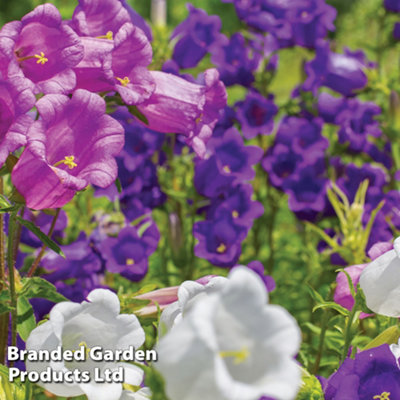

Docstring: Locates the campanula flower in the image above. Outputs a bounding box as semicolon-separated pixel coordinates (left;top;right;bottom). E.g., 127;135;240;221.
12;89;124;210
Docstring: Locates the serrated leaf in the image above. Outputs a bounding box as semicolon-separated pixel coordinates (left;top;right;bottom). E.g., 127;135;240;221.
363;325;400;350
16;217;64;258
17;296;36;341
313;302;349;316
19;277;67;303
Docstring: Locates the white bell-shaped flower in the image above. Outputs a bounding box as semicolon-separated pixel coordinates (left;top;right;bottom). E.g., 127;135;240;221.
26;289;145;400
155;267;301;400
360;237;400;317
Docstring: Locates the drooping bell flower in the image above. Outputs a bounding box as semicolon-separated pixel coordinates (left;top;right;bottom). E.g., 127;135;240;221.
11;89;124;210
304;41;372;97
0;73;35;167
136;68;227;157
135;275;222;318
0;4;84;94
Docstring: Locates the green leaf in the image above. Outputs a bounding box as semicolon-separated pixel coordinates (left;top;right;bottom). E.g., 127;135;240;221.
296;373;324;400
0;303;13;316
127;105;149;125
115;178;122;194
16;216;65;258
307;285;325;305
120;297;151;314
19;277;67;303
354;284;374;315
312;302;349;316
0;195;10;208
0;364;27;400
17;296;36;342
0;205;20;213
144;366;170;400
363;325;400;350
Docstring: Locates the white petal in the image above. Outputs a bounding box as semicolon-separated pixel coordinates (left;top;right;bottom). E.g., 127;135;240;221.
359;249;400;317
86;288;121;315
79;381;122;400
26;322;84;397
119;362;144;386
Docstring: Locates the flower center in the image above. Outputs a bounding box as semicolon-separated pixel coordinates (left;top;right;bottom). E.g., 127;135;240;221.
72;341;91;357
219;347;249;365
223;165;231;173
216;243;226;253
54;155;78;169
96;31;113;40
126;258;135;265
195;113;203;124
17;51;49;65
232;210;239;218
115;76;130;87
374;393;391;400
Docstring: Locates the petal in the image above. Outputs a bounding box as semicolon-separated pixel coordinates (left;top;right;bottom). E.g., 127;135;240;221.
119;362;144;386
359;249;400;317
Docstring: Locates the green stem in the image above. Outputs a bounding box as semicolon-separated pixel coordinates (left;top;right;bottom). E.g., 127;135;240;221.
12;207;25;265
7;212;18;366
266;185;278;275
27;208;60;277
311;310;330;374
0;177;7;364
341;305;358;362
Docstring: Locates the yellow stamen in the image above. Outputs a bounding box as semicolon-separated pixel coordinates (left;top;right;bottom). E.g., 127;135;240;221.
219;347;249;365
74;341;91;357
34;51;48;65
232;210;239;218
216;243;226;253
54;155;77;169
126;258;135;265
374;393;391;400
115;76;130;87
97;31;113;40
223;165;231;173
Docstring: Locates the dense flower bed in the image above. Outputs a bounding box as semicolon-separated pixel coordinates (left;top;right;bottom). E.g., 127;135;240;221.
1;0;400;399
